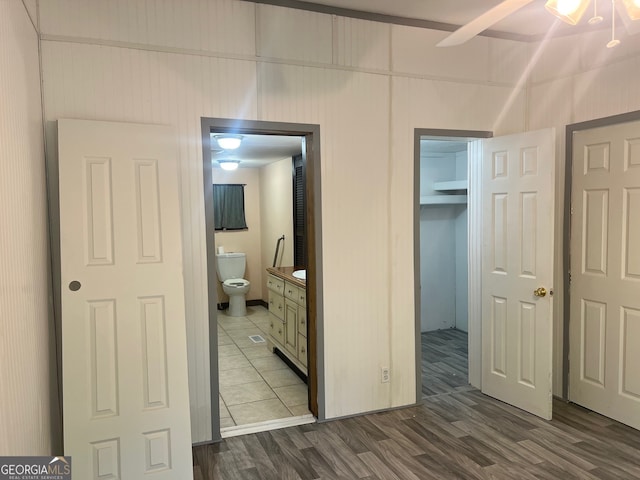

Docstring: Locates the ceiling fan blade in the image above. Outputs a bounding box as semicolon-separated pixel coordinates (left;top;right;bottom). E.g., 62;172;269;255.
437;0;536;47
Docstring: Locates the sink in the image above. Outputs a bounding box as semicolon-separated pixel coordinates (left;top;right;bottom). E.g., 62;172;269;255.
292;269;306;281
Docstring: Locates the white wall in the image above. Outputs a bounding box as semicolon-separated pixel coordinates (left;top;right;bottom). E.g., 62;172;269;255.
419;150;469;333
36;0;545;442
420;206;456;331
419;154;457;332
259;157;294;300
0;0;56;455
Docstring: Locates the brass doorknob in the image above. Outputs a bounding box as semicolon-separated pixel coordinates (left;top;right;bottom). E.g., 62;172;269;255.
534;287;547;297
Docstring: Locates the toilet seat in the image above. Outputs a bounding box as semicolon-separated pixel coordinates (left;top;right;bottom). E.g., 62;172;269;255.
223;278;250;288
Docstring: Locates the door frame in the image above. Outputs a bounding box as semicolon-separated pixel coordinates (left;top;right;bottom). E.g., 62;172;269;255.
201;117;325;441
563;109;640;399
414;128;492;401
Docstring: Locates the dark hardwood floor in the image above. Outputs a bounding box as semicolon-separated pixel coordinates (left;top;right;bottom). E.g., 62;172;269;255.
421;328;470;398
194;328;640;479
193;390;640;479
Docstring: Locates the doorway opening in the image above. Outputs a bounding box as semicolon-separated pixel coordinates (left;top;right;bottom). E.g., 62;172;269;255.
202;118;324;441
417;127;557;419
415;129;491;400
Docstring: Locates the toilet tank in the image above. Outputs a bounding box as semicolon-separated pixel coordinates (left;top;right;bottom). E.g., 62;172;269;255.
215;252;246;281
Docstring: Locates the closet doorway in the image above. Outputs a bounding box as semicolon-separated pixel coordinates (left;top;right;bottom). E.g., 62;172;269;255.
416;129;490;399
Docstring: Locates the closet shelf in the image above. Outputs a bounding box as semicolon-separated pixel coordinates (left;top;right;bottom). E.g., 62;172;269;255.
420;195;467;205
432;180;468;192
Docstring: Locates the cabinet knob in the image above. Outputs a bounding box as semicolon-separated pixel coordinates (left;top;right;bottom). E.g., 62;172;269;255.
301;320;305;325
301;348;305;353
270;322;273;328
278;305;282;310
278;329;282;334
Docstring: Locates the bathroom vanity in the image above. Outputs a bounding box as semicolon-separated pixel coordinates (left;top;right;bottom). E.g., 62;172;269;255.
266;267;307;376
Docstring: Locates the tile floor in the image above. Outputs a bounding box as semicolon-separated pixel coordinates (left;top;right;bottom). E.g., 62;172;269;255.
217;305;312;428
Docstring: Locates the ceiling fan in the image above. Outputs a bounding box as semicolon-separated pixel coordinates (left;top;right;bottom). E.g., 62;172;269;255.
437;0;640;47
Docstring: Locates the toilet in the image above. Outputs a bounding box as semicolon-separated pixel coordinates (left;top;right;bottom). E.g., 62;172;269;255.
215;252;251;317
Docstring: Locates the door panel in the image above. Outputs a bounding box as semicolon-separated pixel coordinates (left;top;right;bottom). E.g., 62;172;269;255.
481;128;555;420
59;119;193;479
284;298;298;355
570;119;640;430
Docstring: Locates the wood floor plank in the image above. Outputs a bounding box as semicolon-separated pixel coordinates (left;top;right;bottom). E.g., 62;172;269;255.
371;438;442;480
195;398;640;480
421;329;470;397
356;451;404;480
242;435;279;478
517;439;601;480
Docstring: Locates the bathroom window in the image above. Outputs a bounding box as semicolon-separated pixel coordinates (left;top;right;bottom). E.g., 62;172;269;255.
213;184;247;231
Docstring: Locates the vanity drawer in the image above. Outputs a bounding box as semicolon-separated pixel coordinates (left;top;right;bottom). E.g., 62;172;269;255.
298;288;306;308
267;274;284;295
284;282;299;302
298;333;308;368
268;290;284;320
298;306;307;337
269;314;285;345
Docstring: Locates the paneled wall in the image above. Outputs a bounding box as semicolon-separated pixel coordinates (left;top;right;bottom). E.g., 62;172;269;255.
39;0;534;442
0;1;55;455
40;39;258;443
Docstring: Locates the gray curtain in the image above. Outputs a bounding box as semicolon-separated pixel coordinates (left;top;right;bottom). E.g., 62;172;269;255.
213;184;247;230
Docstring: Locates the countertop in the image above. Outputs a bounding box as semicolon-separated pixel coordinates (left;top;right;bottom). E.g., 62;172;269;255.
266;266;306;289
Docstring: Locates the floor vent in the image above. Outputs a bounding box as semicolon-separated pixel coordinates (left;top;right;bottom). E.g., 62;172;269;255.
249;335;266;344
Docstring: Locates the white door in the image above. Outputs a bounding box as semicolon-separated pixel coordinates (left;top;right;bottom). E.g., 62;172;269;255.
569;119;640;430
59;119;193;479
481;128;555;420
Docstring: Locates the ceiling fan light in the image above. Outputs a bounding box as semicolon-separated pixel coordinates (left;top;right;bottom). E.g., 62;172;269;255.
545;0;591;24
622;0;640;20
215;135;243;150
218;159;240;171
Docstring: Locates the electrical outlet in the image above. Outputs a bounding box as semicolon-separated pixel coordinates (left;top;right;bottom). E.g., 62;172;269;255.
381;367;390;383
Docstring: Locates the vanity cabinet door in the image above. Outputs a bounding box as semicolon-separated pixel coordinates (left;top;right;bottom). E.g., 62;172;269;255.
268;290;284;320
284;298;298;356
269;314;285;345
298;305;307;337
298;334;307;368
298;288;306;308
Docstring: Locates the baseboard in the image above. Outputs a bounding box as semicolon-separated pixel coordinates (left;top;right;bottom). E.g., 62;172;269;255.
220;414;316;438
